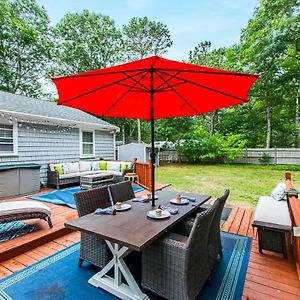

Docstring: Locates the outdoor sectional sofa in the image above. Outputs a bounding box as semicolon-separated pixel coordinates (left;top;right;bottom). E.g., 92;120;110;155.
47;160;134;189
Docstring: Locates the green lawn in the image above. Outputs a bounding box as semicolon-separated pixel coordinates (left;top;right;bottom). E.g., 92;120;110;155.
155;163;300;208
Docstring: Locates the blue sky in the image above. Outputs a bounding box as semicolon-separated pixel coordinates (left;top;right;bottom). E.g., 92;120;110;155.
37;0;259;61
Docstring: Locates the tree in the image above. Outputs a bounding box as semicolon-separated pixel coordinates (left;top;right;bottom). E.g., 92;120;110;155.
240;0;299;148
189;42;235;135
0;0;53;97
123;17;173;61
53;10;124;75
122;17;173;143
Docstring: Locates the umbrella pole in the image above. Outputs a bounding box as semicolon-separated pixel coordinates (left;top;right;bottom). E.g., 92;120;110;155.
150;68;156;207
150;105;156;207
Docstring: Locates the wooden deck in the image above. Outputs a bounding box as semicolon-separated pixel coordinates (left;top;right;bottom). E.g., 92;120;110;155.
1;190;300;299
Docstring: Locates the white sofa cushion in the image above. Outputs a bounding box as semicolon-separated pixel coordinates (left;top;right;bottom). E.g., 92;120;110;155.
79;161;92;172
66;162;80;173
107;161;121;172
127;162;133;170
91;161;100;171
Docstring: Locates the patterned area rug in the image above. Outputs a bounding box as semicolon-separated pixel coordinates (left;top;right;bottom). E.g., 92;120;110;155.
0;232;251;300
28;185;145;209
0;221;37;243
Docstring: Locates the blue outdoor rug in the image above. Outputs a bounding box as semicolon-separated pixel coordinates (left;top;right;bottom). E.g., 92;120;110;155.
27;185;145;209
0;221;37;243
0;232;251;300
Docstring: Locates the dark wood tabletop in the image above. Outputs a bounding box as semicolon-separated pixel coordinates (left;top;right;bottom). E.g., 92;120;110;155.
65;190;211;251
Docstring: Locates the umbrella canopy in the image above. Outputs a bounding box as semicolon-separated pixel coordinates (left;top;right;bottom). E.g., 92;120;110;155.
52;56;259;206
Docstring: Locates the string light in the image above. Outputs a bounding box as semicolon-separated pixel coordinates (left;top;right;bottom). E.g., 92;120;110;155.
0;111;76;134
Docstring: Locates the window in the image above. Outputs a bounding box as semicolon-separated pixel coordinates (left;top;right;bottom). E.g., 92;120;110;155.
80;130;95;157
0;123;17;155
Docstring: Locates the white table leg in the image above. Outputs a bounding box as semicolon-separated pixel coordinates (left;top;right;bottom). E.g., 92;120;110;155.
88;240;149;300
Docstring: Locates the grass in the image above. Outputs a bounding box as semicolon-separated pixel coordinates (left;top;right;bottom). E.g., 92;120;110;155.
155;163;300;209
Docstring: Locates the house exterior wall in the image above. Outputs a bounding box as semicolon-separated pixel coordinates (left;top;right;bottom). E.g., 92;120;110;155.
0;122;115;183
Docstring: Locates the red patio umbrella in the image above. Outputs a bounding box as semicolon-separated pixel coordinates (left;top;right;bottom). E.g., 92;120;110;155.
52;56;258;206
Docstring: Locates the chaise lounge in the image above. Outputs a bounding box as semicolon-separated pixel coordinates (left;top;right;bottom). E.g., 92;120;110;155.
0;201;53;228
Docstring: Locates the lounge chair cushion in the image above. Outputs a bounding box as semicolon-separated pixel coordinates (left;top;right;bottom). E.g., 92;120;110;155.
0;201;51;217
252;196;291;231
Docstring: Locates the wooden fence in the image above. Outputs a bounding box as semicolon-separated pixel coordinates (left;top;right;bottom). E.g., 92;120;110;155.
285;172;300;281
159;148;300;165
236;148;300;165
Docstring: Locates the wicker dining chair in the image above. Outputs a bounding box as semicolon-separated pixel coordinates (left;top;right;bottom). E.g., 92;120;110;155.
109;180;135;204
74;186;112;268
141;206;216;300
175;190;230;263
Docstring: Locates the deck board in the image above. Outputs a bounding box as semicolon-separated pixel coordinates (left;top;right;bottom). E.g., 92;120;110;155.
1;188;300;299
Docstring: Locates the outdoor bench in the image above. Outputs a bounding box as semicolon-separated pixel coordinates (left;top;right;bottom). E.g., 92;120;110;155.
252;195;292;258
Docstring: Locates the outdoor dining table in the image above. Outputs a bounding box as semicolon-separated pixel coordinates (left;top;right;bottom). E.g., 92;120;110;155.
65;189;211;300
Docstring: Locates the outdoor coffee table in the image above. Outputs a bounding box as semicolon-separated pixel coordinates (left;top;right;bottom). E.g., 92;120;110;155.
80;173;114;190
65;190;210;300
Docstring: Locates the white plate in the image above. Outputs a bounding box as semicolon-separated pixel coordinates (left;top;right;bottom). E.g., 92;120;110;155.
114;203;132;211
142;194;159;200
147;210;171;219
170;198;189;205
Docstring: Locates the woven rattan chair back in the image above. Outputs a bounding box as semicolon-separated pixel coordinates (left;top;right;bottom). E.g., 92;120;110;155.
109;181;135;204
74;186;111;217
74;186;112;268
208;189;230;259
185;206;216;299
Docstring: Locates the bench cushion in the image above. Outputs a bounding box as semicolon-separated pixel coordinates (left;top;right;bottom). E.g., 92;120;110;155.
0;201;51;217
252;196;291;231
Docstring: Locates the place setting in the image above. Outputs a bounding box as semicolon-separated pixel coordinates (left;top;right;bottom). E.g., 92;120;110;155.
132;193;159;203
169;194;196;205
146;204;179;220
114;202;132;211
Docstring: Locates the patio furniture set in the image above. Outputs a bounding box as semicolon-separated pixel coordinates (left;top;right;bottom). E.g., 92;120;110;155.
66;181;230;300
47;160;134;189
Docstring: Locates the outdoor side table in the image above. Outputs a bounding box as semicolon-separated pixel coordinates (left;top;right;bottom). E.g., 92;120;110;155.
80;173;114;190
124;174;140;184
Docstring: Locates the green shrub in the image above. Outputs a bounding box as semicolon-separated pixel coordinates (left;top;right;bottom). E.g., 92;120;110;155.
258;152;272;164
177;125;246;163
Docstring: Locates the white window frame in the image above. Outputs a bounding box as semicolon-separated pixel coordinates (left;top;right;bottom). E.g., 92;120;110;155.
0;122;18;156
79;129;95;158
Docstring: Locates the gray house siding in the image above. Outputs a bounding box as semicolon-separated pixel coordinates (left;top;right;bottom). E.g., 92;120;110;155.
0;123;115;183
95;130;115;160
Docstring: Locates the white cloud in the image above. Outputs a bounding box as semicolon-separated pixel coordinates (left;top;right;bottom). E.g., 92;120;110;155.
126;0;148;10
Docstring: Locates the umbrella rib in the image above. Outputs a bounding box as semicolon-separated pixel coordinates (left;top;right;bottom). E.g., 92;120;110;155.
155;71;203;115
58;70;148;105
123;71;150;92
102;70;150;115
53;68;152;80
154;67;259;78
154;70;181;91
158;69;248;103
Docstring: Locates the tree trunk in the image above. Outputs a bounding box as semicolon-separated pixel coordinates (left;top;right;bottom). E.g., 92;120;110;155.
266;106;272;148
295;97;299;147
209;111;218;135
122;126;125;144
137;119;142;143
